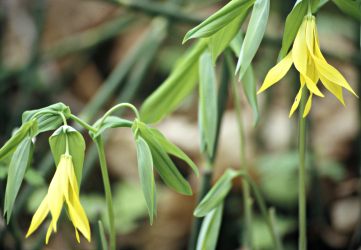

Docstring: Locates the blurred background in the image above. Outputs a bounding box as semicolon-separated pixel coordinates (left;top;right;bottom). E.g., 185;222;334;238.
0;0;360;249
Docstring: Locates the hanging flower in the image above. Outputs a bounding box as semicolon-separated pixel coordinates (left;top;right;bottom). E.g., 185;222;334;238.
26;154;91;244
257;15;357;117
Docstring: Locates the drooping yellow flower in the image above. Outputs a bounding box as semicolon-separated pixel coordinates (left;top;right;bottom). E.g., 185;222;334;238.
26;154;91;244
258;15;357;117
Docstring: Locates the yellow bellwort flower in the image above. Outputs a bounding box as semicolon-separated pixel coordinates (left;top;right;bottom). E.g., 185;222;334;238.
26;154;91;244
257;15;357;117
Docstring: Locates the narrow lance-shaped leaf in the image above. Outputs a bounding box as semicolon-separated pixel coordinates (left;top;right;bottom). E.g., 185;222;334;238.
49;125;85;183
196;203;224;250
135;122;193;195
135;136;157;224
194;169;240;217
0;120;37;160
147;128;199;177
208;8;249;63
4;136;33;222
230;34;260;126
332;0;361;21
236;0;270;78
140;41;207;124
199;51;218;158
183;0;255;43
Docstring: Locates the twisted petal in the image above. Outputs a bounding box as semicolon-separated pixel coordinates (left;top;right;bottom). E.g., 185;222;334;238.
319;75;345;105
26;197;50;238
65;160;91;242
303;93;313;117
293;17;323;97
47;158;67;232
45;222;54;244
289;76;306;117
257;52;293;93
307;16;357;97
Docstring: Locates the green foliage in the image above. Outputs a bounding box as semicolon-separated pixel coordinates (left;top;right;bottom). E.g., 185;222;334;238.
22;102;71;134
198;51;218;158
0;120;37;160
49;125;86;183
183;0;255;42
4;137;33;222
196;203;224;250
207;11;248;63
194;169;240;217
332;0;361;20
236;0;270;79
140;41;207;124
91;116;133;138
133;120;194;195
135;136;157;224
230;34;260;125
147;127;199;176
278;0;308;59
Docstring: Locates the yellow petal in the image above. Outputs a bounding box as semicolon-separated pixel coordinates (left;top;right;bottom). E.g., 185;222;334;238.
303;73;323;97
319;75;345;105
313;56;357;96
292;18;308;76
26;196;50;238
47;159;66;232
307;16;357;97
289;79;305;117
45;222;53;244
75;228;80;243
257;52;293;94
66;163;91;242
303;94;313;117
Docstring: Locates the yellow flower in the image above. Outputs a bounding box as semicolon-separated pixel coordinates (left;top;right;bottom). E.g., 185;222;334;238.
258;15;357;117
26;154;91;244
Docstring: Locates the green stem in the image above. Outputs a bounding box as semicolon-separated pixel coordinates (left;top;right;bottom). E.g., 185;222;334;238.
69;114;97;133
94;136;115;250
298;89;308;250
241;173;281;250
99;103;140;127
232;71;253;249
188;167;212;250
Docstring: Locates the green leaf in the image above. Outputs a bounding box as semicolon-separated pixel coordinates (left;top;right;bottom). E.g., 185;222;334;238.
196;203;224;250
194;169;240;217
236;0;270;78
332;0;361;21
135;136;156;224
146;128;199;177
4;136;33;222
242;66;259;125
230;33;260;126
140;41;207;124
183;0;255;43
0;165;7;179
91;116;133;138
0;120;37;160
135;122;193;195
49;125;86;183
278;0;308;59
207;10;248;63
199;51;218;158
22;102;71;133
